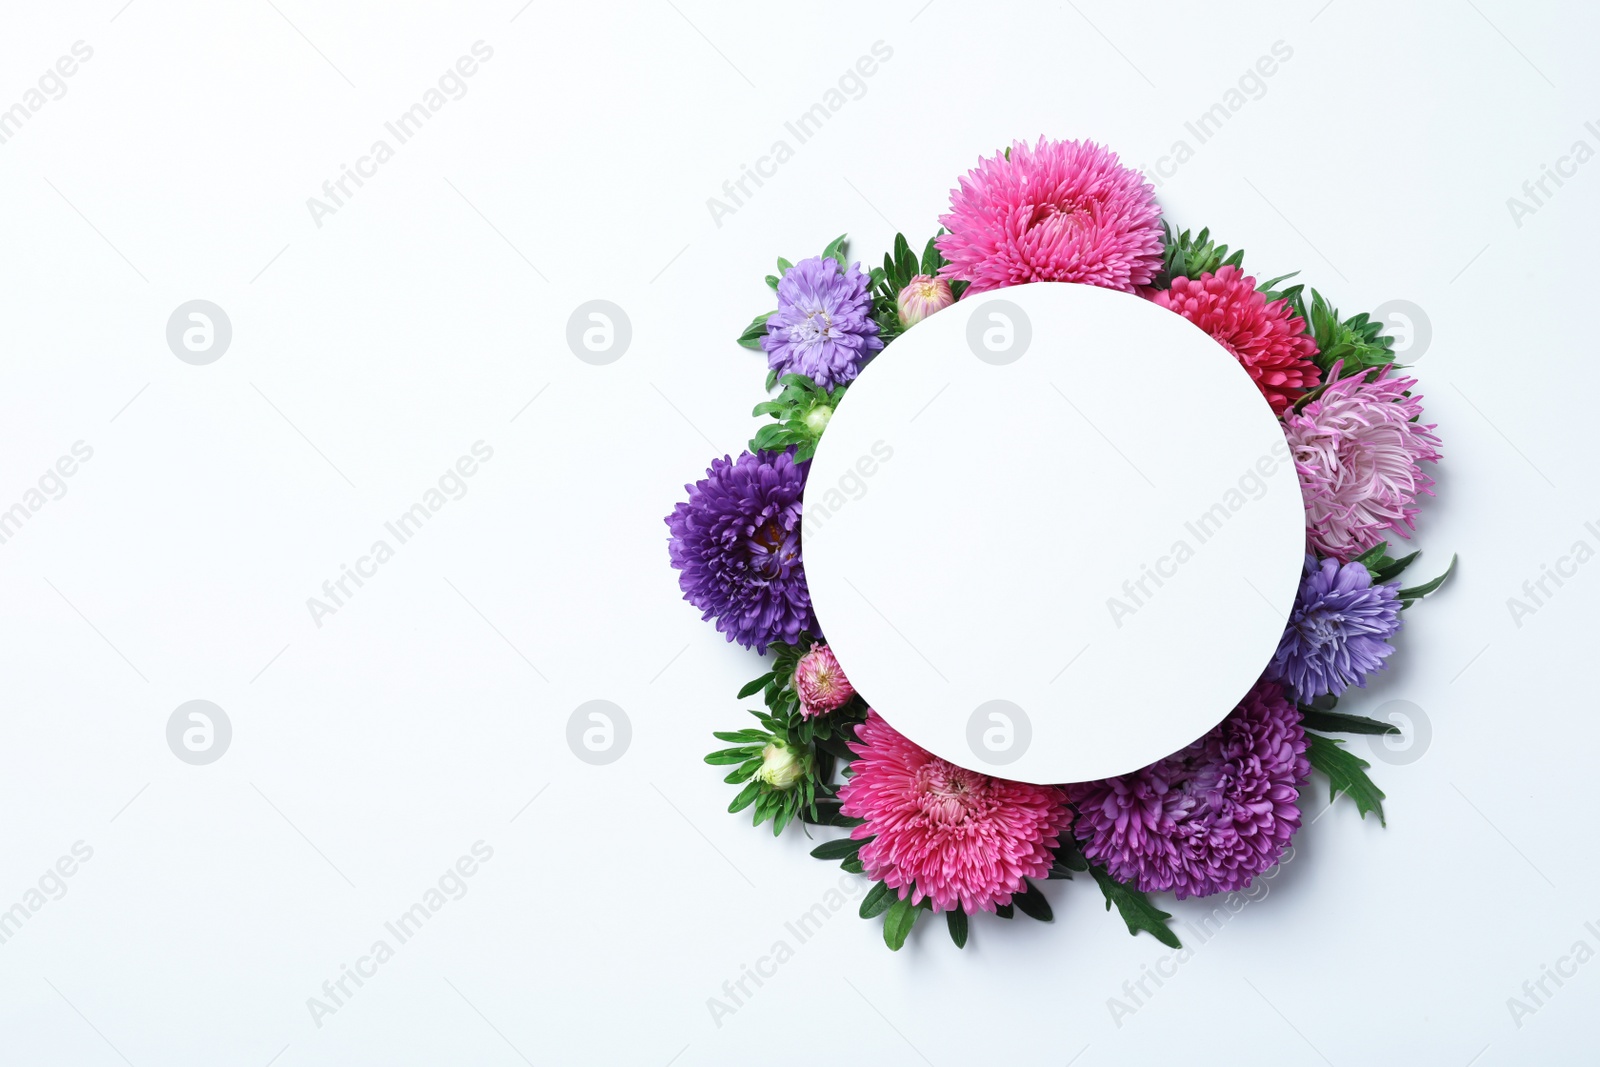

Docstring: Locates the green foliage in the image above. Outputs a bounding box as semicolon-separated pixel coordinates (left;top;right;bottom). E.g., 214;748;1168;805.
1397;555;1456;608
946;909;968;948
867;232;961;346
749;374;842;462
1089;865;1182;948
1350;541;1422;585
1154;223;1244;289
1305;732;1387;825
882;895;920;951
1299;289;1397;379
1299;707;1401;736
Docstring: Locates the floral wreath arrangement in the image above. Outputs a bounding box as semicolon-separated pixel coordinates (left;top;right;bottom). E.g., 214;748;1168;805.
666;137;1454;951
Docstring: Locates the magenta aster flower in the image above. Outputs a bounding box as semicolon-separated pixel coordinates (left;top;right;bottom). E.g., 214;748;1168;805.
839;710;1071;913
793;644;853;718
1148;265;1321;415
665;449;815;654
936;137;1163;294
1065;680;1309;900
761;256;883;391
895;275;953;328
1284;364;1442;561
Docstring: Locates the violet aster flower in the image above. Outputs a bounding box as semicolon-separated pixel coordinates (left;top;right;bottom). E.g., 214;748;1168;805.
665;449;816;653
1065;680;1309;900
1267;554;1402;702
761;256;883;391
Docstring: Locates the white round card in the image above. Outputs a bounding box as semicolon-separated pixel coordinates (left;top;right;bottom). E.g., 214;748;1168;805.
803;282;1305;784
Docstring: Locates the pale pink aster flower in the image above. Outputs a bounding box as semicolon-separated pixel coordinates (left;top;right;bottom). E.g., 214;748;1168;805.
839;710;1071;913
1283;364;1442;561
936;137;1164;294
896;275;954;328
793;644;853;718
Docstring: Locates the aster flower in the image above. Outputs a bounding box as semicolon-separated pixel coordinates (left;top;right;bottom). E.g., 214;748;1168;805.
793;644;854;718
936;137;1164;294
761;256;883;391
896;275;953;328
1284;364;1442;561
665;449;815;654
1148;265;1321;414
1065;680;1309;900
1267;554;1402;702
839;710;1071;913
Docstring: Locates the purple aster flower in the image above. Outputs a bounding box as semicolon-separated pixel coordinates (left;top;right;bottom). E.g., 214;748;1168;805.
1266;555;1402;702
1065;680;1309;900
761;256;883;391
665;449;816;653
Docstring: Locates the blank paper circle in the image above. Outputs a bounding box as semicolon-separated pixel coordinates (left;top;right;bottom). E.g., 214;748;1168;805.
803;282;1305;784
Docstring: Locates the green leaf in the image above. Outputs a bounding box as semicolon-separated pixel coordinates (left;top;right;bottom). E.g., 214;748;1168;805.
809;838;862;860
893;233;916;286
860;881;894;919
1397;555;1456;603
920;235;941;277
1013;881;1053;922
728;779;762;814
1299;708;1400;735
737;311;773;350
1305;732;1387;825
946;909;968;948
883;895;918;951
776;256;793;274
704;746;759;765
1371;550;1421;585
995;903;1014;920
839;856;865;874
1089;866;1182;948
712;728;770;744
737;673;776;700
723;760;760;784
821;233;849;268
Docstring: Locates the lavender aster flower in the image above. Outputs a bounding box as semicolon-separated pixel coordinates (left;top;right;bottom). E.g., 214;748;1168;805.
761;256;883;391
1267;555;1402;702
665;449;816;653
1065;680;1309;900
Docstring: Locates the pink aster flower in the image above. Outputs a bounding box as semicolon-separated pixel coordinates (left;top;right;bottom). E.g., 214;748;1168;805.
1064;680;1309;900
1284;364;1442;561
839;710;1071;913
1148;265;1321;415
936;137;1164;295
793;644;854;718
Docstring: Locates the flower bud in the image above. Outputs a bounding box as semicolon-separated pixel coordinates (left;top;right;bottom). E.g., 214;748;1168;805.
757;741;806;790
896;275;954;328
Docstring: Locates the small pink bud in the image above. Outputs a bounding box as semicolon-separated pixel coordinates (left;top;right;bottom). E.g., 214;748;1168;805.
794;644;854;717
896;275;954;328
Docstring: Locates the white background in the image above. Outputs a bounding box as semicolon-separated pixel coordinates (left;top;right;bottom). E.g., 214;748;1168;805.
0;1;1594;1064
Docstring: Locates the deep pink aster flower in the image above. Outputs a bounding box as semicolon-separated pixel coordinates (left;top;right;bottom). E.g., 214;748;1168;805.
1064;680;1309;900
936;137;1163;294
793;644;853;718
839;710;1071;913
1283;364;1442;561
1148;265;1321;414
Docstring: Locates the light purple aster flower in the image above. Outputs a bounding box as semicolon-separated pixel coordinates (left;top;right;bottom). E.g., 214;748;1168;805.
761;256;883;391
1267;555;1402;702
665;449;816;654
1065;680;1309;900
